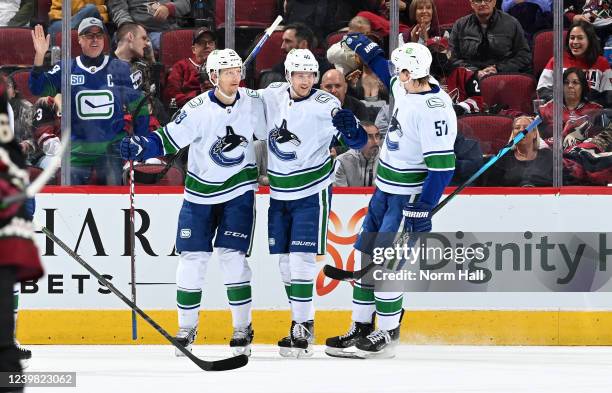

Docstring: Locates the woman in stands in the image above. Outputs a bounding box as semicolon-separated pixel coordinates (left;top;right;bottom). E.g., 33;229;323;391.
537;20;612;106
406;0;442;45
539;67;602;140
483;115;553;187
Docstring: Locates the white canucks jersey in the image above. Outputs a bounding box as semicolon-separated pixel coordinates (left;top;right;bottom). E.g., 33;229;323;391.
376;77;457;195
154;88;266;204
258;82;342;200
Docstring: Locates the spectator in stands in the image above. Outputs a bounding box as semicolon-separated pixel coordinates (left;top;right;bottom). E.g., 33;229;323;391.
108;0;190;51
502;0;552;45
165;27;216;108
537;20;612;106
539;67;602;138
326;16;372;78
357;1;411;37
574;0;612;46
260;23;332;88
564;0;586;25
564;120;612;185
321;69;371;121
449;0;532;75
1;0;35;27
48;1;108;41
31;96;62;170
427;37;484;115
334;121;380;187
113;22;167;126
483;115;552;186
29;19;149;185
406;0;442;45
0;73;33;160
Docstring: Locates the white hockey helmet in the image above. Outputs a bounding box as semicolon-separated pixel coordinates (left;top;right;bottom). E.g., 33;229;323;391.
284;48;319;83
205;49;243;84
390;42;432;79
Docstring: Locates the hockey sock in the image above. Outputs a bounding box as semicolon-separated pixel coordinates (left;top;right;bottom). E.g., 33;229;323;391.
289;252;316;323
218;247;252;328
278;254;291;303
176;251;210;328
375;292;403;331
351;252;375;323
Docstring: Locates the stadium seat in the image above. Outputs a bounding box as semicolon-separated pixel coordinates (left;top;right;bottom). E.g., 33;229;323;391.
434;0;473;27
159;29;195;73
458;114;514;155
253;30;284;79
10;69;37;104
53;30;111;58
532;30;567;78
0;28;35;66
215;0;277;29
480;73;537;115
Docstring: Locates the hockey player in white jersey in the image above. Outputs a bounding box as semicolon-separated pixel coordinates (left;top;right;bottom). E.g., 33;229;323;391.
326;36;457;358
120;49;266;357
257;49;367;357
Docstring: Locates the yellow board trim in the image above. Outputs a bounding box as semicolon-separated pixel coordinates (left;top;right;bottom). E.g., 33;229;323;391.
15;310;612;345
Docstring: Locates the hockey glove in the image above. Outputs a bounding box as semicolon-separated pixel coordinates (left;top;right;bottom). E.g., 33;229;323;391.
119;135;162;161
344;33;384;65
332;109;367;149
402;201;433;233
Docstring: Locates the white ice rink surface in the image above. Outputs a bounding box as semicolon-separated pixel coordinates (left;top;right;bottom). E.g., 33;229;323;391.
25;345;612;393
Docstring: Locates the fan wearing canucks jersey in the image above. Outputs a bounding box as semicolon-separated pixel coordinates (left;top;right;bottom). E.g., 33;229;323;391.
29;18;148;185
119;49;266;357
256;49;367;358
326;35;457;359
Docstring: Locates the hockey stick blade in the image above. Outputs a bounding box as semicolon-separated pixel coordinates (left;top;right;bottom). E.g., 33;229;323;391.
323;116;543;281
39;225;248;371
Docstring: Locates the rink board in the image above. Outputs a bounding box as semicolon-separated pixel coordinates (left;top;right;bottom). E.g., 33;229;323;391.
17;186;612;345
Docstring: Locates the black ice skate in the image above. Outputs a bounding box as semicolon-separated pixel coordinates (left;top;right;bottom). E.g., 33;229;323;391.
355;324;401;359
291;320;315;358
325;320;374;358
15;339;31;368
174;326;197;357
278;321;295;358
230;323;254;356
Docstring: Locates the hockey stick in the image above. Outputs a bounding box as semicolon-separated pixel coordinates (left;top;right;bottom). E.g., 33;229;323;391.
38;224;249;371
323;115;543;281
242;15;283;79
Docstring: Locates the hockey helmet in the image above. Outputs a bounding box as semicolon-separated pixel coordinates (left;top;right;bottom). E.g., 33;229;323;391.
205;49;243;84
390;42;432;80
284;48;319;83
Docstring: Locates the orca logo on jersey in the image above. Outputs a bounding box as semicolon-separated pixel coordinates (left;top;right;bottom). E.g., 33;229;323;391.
385;108;402;151
268;119;301;161
209;126;248;167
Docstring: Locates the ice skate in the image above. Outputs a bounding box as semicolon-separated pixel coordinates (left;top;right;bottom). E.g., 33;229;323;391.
174;326;197;357
229;323;254;356
325;320;374;358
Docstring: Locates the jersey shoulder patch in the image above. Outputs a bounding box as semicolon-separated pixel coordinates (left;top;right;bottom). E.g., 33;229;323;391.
425;96;446;109
186;95;206;109
245;88;260;98
268;82;284;89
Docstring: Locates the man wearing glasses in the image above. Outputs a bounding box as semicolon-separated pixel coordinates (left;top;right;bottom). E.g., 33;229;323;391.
165;27;217;108
29;17;149;185
449;0;532;78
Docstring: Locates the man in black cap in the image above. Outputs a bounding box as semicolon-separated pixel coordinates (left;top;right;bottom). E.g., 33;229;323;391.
164;27;217;107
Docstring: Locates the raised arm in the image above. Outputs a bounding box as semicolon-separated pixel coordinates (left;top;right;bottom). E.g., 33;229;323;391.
343;33;392;90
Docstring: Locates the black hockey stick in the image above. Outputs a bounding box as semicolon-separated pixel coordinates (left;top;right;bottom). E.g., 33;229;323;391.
39;225;248;371
323;115;543;281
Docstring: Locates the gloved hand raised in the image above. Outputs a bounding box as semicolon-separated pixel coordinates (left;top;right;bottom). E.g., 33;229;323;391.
344;33;384;64
402;201;433;233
